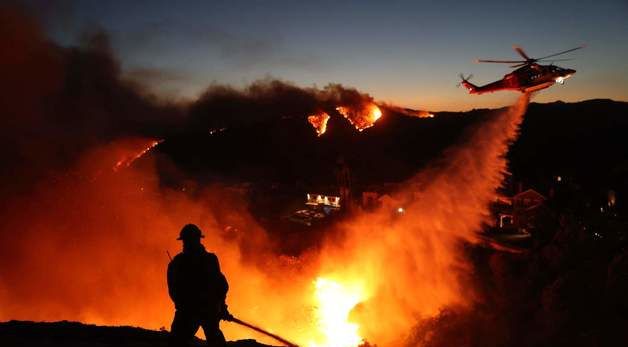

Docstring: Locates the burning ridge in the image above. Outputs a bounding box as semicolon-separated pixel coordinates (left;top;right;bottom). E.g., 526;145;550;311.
381;104;435;119
187;80;385;138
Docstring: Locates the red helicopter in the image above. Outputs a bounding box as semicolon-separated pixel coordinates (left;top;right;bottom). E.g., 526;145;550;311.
460;45;584;95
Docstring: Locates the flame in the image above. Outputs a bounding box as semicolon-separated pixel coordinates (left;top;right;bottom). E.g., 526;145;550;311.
404;110;434;118
370;105;382;121
384;105;435;118
308;278;367;347
336;103;382;132
308;112;330;136
113;139;163;171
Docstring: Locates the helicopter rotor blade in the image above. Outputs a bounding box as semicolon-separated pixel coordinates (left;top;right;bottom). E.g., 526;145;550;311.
537;58;573;62
476;59;526;64
510;63;528;68
478;45;583;69
458;73;472;80
513;45;531;60
536;45;586;60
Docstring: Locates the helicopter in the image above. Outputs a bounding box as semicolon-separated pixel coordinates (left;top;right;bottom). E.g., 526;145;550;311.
459;45;584;95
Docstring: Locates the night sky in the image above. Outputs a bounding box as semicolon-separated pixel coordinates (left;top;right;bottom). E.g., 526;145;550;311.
31;0;628;110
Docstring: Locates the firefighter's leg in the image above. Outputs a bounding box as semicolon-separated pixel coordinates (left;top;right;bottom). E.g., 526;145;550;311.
169;310;201;347
201;317;226;347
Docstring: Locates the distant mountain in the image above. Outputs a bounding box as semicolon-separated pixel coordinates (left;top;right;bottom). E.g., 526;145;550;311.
509;99;628;194
154;99;628;197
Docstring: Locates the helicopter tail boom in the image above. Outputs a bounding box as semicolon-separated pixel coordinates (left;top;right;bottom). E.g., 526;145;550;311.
460;79;478;94
458;74;479;94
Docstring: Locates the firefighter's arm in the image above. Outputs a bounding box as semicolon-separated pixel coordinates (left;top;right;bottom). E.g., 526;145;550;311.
166;260;178;303
209;253;229;298
210;253;232;320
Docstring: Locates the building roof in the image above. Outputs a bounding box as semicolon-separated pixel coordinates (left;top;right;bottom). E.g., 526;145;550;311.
513;189;546;201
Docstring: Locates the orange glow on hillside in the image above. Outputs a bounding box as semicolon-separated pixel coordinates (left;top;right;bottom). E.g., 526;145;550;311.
113;139;163;171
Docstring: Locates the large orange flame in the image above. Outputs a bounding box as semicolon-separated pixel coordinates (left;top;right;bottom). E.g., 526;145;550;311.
308;112;331;136
336;103;382;132
308;277;368;347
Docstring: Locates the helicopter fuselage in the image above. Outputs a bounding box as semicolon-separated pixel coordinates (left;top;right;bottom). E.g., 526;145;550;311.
462;63;576;95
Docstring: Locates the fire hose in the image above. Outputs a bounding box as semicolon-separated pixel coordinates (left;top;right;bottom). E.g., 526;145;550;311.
228;316;299;347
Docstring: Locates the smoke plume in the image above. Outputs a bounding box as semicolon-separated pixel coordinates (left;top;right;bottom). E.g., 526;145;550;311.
0;5;182;198
188;80;379;132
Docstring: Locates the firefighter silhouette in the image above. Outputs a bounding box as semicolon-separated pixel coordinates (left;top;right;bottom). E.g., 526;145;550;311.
168;224;232;347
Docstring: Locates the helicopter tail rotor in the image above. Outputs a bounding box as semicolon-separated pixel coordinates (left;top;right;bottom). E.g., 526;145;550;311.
457;73;473;87
457;74;478;93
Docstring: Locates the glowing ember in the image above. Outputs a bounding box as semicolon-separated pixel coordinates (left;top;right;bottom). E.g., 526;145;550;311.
386;106;435;118
308;277;366;347
308;112;331;136
336;103;382;132
408;110;434;118
113;139;163;171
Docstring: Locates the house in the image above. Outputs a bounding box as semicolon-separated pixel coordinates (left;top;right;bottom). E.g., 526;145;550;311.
513;189;546;210
287;193;340;227
306;193;340;208
493;188;546;233
512;189;546;233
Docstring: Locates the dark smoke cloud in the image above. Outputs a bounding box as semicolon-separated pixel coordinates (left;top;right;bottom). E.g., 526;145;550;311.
0;5;379;195
123;67;192;93
0;5;63;185
0;6;278;328
188;79;376;131
113;19;323;71
0;5;184;195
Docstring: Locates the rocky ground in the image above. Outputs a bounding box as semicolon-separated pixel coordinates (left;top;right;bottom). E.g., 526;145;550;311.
0;320;279;347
